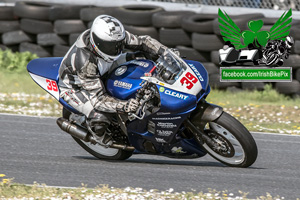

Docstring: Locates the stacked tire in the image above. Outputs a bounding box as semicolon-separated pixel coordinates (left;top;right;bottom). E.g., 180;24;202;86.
114;5;164;40
0;6;21;52
7;2;88;57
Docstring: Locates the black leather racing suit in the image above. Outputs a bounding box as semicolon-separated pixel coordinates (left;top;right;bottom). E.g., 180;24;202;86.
58;29;167;126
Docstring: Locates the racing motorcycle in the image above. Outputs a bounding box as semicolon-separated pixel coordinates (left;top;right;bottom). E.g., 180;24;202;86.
261;36;294;66
27;49;258;168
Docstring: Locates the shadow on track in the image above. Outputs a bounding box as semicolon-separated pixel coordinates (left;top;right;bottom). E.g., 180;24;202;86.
73;155;264;169
73;155;225;167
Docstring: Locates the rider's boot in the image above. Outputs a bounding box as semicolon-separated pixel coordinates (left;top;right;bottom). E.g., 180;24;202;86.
93;122;113;145
88;110;113;146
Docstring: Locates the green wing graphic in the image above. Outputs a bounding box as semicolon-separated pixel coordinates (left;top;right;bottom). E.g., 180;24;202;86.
218;9;244;49
269;9;292;41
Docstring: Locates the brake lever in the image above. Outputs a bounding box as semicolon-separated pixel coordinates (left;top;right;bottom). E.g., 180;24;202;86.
128;92;151;121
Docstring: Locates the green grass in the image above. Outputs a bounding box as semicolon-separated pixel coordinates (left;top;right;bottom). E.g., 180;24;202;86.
0;178;284;200
206;85;300;134
0;69;61;116
206;84;300;106
0;69;46;94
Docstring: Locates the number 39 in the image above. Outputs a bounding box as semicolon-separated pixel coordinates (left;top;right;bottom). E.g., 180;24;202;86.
180;72;198;89
46;79;58;92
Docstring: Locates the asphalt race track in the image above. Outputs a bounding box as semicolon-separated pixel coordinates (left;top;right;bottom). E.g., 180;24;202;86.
1;114;300;199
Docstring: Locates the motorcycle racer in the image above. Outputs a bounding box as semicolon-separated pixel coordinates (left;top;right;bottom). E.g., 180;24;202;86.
58;15;168;145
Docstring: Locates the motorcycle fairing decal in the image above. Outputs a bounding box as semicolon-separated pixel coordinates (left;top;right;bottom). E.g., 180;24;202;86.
115;66;127;76
152;115;185;144
141;75;201;96
184;60;209;92
107;78;142;100
106;60;154;100
127;60;150;68
126;111;188;152
126;118;207;157
142;60;208;96
164;89;188;100
113;80;133;90
158;86;196;113
179;72;198;90
29;73;60;100
188;63;204;81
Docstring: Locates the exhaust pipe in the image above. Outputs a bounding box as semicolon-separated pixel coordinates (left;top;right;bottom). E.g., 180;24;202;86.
56;117;135;151
57;117;97;143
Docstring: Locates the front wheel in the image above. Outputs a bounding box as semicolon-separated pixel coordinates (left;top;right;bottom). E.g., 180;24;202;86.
63;108;133;160
201;112;257;167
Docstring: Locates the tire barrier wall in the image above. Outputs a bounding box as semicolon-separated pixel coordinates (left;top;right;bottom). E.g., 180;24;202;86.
1;2;300;96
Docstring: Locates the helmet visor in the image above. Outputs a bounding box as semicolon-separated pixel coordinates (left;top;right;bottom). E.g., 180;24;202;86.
92;32;125;56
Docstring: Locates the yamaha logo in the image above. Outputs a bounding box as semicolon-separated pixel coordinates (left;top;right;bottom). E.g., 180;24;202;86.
115;66;127;76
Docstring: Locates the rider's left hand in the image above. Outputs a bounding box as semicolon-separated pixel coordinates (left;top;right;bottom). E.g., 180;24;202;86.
126;51;147;61
170;48;180;57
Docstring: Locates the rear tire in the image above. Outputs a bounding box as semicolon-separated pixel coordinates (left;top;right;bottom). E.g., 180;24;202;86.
201;112;257;167
62;108;133;160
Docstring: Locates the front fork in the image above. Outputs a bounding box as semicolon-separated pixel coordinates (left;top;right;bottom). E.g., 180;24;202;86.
184;99;223;145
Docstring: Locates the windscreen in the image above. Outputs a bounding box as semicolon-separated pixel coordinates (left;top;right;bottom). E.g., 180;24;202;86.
155;49;187;84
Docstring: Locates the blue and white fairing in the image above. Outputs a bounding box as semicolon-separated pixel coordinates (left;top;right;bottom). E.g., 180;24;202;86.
27;52;210;158
26;57;80;114
106;60;154;100
106;51;210;157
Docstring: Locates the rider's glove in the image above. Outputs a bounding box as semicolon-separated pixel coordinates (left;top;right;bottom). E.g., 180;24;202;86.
116;98;139;113
124;98;139;113
170;48;180;57
126;51;147;61
124;99;139;113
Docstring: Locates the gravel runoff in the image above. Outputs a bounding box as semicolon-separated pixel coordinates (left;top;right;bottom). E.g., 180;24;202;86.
0;175;285;200
0;185;284;200
0;92;61;116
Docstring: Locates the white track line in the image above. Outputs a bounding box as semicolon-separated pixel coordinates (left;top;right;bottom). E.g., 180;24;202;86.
0;112;56;119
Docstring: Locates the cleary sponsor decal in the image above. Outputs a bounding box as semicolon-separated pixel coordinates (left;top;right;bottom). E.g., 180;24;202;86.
188;63;204;81
164;90;188;100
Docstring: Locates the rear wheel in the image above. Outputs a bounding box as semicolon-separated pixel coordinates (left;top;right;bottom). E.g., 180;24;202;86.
199;112;257;167
62;108;133;160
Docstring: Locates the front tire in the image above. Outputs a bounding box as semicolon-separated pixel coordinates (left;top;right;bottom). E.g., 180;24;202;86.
62;108;133;160
201;112;257;167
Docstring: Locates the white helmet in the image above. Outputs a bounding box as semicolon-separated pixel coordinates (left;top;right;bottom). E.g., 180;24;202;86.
285;36;294;49
90;15;126;62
